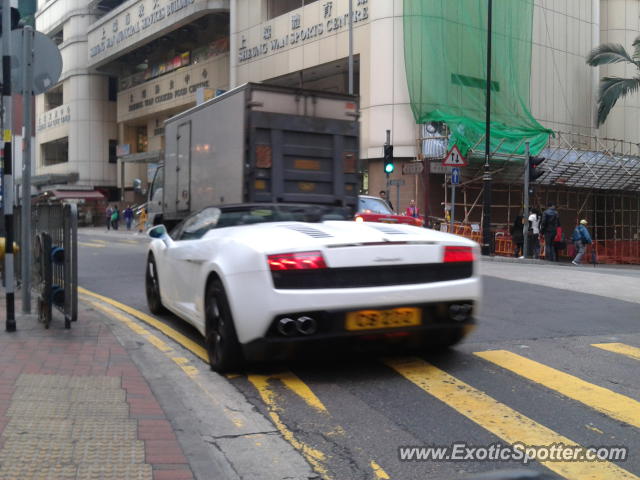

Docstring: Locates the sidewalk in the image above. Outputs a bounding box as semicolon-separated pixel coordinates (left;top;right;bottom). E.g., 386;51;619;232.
0;298;193;480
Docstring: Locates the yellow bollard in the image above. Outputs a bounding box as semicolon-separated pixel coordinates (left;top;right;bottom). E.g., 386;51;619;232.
0;238;20;261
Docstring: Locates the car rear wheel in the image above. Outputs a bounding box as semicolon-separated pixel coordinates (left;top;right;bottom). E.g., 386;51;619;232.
145;255;166;314
205;279;243;372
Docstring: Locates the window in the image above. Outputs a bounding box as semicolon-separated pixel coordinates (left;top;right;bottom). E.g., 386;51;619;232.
358;196;393;215
51;28;63;46
172;204;351;240
266;0;318;20
136;127;148;152
42;137;69;166
45;85;63;111
108;77;117;102
109;140;118;164
175;207;222;240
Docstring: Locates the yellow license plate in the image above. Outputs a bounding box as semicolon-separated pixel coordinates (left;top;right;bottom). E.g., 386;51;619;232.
345;308;422;331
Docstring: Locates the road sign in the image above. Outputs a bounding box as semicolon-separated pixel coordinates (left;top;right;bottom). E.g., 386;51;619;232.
402;162;424;175
0;29;62;94
389;179;406;186
430;162;452;175
451;167;460;185
442;145;468;167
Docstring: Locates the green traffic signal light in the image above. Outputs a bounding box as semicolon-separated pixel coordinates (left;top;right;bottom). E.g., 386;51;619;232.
384;144;394;174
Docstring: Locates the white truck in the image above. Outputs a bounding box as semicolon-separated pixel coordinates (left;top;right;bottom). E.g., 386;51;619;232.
147;83;360;229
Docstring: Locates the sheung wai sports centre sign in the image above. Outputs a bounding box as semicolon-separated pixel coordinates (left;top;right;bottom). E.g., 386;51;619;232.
238;0;369;63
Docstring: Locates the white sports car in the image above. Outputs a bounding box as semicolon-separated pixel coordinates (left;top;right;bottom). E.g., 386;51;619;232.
145;204;481;372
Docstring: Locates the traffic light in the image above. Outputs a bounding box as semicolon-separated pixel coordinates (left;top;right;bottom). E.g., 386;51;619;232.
384;144;394;174
528;156;545;182
0;6;21;34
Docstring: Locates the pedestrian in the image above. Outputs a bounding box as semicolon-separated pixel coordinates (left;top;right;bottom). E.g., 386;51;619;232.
510;215;525;258
110;205;120;230
105;205;113;231
405;199;419;218
571;219;592;265
138;208;148;233
540;202;560;261
527;208;541;258
124;205;134;230
379;190;393;211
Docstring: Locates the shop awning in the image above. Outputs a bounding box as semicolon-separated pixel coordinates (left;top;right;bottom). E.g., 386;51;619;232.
46;190;106;200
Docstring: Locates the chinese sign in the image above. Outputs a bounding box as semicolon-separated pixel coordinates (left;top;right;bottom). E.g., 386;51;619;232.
37;105;71;133
238;0;369;63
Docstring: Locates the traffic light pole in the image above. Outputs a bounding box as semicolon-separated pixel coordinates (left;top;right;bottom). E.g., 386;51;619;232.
385;129;390;201
2;0;16;331
481;0;493;256
523;142;530;258
21;26;34;313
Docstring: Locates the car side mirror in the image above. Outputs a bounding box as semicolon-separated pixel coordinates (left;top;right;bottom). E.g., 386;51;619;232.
148;225;174;247
148;225;167;238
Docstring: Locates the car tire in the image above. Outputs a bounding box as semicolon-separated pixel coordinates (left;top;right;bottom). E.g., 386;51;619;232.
145;255;166;315
205;279;244;372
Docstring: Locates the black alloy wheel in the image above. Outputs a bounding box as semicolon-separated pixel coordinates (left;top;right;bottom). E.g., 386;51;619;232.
205;279;244;372
145;255;166;314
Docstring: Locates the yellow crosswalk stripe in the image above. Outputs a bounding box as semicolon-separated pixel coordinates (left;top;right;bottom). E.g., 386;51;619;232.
385;357;638;480
592;343;640;362
475;350;640;429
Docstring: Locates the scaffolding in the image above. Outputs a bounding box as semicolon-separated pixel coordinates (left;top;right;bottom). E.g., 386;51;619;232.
420;129;640;264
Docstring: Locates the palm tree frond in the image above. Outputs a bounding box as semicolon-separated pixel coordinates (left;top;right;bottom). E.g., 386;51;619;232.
596;76;640;126
632;36;640;61
586;43;635;66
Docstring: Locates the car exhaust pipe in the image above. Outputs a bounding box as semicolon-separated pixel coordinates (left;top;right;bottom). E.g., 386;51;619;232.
449;304;472;322
277;318;297;336
296;316;317;335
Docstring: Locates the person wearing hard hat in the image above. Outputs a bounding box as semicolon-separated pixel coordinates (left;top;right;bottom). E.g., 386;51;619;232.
571;219;592;265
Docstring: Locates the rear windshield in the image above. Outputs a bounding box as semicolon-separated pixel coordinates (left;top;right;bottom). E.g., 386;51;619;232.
172;204;353;240
358;197;393;214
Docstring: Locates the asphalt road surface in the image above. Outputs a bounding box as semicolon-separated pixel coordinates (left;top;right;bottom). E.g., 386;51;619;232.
78;227;640;480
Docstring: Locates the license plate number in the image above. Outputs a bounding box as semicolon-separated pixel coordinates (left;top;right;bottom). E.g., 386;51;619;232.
345;308;422;331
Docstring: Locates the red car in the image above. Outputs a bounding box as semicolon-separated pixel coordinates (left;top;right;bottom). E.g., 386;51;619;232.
355;195;424;227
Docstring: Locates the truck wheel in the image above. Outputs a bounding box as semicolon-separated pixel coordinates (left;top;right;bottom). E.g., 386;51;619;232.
145;255;166;314
205;280;244;372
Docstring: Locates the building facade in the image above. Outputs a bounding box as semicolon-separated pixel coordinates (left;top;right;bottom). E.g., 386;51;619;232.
32;0;639;227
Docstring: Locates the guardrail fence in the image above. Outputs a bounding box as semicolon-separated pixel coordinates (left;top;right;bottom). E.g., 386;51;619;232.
14;204;78;328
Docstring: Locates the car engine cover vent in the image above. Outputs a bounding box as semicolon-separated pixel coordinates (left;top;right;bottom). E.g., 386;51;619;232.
283;225;334;238
368;225;407;235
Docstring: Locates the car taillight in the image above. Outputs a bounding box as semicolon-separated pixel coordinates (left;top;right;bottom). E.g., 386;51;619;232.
268;251;327;271
443;246;475;263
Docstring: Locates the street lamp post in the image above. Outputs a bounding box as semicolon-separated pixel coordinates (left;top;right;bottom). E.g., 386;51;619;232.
481;0;493;256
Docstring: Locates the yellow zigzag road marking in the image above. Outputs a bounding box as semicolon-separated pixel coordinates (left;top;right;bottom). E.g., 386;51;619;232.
371;460;390;479
78;242;105;248
248;374;331;480
81;294;246;428
385;357;638;480
78;286;208;361
84;298;198;378
475;350;640;429
592;343;640;362
81;287;387;478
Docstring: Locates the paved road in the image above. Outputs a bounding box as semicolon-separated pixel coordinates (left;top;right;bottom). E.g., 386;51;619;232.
78;228;640;480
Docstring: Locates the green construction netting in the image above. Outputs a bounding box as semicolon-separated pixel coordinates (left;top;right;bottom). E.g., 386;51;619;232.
403;0;552;158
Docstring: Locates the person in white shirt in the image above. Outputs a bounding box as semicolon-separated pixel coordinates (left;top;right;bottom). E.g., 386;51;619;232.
528;209;541;258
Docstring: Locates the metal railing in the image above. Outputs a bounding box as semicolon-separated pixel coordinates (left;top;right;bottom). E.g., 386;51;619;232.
14;203;78;328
